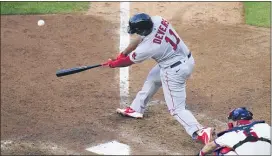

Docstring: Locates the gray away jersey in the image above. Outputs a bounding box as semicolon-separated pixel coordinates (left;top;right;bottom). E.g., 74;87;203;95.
129;16;191;68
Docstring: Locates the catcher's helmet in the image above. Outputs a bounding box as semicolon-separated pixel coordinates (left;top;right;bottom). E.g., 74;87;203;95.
128;13;153;36
228;107;253;121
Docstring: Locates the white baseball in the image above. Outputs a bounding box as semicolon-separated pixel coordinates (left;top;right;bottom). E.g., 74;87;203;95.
37;20;45;26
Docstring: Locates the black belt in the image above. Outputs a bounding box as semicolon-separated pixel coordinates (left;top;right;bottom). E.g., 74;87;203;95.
170;53;191;68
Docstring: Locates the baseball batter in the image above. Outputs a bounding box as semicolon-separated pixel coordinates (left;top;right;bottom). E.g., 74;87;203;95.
198;107;271;155
103;13;213;144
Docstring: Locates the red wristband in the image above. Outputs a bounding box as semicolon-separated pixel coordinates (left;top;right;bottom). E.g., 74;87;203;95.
116;53;126;60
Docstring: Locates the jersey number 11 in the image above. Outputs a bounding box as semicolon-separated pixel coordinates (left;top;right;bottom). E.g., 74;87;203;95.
165;29;180;51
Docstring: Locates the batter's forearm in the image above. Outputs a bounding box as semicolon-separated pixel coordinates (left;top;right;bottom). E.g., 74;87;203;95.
121;36;142;55
122;44;137;55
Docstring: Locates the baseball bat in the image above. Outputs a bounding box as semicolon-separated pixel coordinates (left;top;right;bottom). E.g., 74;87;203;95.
56;64;102;77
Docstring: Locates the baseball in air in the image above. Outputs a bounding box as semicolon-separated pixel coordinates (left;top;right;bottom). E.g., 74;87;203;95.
37;20;45;26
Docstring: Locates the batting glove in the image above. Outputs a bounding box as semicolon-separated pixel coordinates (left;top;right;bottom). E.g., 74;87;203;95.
102;58;120;68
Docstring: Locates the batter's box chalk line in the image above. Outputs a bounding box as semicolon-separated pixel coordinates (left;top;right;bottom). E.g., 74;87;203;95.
86;140;130;155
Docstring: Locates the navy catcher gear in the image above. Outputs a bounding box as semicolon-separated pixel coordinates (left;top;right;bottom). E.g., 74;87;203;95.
228;107;253;121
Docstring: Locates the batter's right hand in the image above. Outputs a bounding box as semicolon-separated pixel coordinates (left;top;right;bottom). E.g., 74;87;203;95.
102;58;113;67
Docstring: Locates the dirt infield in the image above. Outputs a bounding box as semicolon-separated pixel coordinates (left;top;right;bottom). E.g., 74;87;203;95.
1;2;270;155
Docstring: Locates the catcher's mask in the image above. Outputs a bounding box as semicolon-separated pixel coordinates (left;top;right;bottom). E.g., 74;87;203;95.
227;107;253;129
127;13;154;36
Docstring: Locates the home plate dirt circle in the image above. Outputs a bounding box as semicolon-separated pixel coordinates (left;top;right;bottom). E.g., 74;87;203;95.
1;140;78;155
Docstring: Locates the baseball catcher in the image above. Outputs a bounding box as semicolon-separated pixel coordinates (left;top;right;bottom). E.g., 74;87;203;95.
198;107;271;155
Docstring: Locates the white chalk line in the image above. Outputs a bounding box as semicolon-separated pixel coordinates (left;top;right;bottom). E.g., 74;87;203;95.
119;2;130;107
85;2;131;155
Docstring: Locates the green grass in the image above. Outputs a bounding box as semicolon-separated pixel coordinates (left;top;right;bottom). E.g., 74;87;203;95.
244;2;271;27
0;2;90;15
